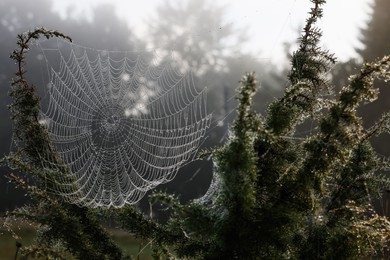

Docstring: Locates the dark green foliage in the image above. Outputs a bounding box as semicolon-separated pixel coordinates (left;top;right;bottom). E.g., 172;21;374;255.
353;0;390;162
4;1;390;259
6;28;126;259
267;0;336;136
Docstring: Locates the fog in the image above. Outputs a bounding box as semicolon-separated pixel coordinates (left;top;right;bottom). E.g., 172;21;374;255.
0;0;373;211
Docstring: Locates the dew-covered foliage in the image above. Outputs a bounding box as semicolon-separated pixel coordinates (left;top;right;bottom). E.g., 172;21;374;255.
3;0;390;259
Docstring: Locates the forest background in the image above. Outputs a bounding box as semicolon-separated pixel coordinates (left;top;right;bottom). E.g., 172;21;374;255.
0;0;389;222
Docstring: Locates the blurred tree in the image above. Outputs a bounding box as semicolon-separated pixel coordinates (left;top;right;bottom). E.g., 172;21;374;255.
148;0;242;75
357;0;390;61
147;0;281;106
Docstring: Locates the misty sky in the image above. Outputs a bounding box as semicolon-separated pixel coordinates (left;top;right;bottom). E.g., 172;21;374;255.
51;0;372;65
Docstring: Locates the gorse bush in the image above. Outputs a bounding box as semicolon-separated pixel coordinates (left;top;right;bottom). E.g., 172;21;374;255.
4;0;390;259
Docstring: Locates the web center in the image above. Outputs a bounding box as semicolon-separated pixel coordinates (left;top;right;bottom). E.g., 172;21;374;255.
106;115;119;125
102;113;121;132
91;105;130;150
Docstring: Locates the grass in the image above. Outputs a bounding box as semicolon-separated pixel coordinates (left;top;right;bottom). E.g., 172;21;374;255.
0;219;153;259
0;220;36;259
106;227;153;259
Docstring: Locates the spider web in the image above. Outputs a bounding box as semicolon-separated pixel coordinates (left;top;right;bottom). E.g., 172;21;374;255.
30;39;211;208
